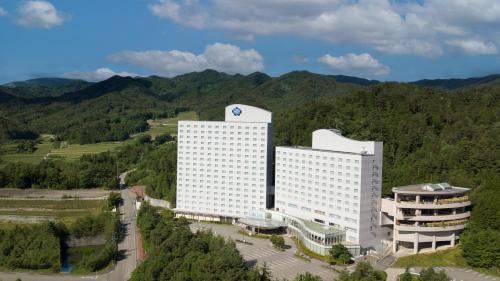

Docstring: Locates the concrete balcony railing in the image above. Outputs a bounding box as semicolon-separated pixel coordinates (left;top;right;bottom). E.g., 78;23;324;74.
396;200;471;209
395;220;467;232
436;196;469;205
396;211;470;221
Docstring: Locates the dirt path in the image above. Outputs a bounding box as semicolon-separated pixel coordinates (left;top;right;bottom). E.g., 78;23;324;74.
0;188;110;199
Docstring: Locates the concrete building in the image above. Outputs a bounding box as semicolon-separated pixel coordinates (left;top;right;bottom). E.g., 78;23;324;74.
274;129;383;250
175;104;274;220
380;183;471;254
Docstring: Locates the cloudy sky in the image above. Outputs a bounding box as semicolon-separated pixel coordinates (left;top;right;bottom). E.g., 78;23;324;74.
1;0;500;83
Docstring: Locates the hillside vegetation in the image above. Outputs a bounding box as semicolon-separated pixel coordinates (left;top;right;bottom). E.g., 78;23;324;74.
1;70;499;271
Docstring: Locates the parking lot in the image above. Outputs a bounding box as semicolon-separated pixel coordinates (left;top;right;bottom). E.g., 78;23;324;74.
191;222;337;281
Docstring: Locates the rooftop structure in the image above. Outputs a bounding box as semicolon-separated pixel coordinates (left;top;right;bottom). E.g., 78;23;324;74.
392;182;469;195
381;182;471;254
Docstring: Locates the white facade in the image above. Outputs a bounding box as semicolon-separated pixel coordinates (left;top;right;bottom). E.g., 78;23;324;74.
175;104;273;219
275;129;383;249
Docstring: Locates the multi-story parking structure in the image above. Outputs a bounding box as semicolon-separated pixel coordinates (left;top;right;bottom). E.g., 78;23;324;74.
175;104;274;220
381;183;471;254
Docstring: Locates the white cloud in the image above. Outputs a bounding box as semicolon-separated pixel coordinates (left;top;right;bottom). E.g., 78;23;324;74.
318;53;389;77
149;0;500;56
63;68;139;82
447;39;497;55
0;7;7;17
108;43;264;77
17;1;67;29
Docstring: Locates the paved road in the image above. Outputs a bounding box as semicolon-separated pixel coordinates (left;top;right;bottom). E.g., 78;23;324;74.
191;222;337;281
0;187;138;281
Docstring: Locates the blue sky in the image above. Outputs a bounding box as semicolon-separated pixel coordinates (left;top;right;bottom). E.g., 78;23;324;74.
1;0;500;83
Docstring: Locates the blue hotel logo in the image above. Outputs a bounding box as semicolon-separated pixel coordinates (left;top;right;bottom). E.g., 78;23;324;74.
232;107;242;116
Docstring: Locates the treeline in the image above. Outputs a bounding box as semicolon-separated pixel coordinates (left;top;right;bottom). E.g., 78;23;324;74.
131;203;269;281
461;172;499;268
273;84;499;270
0;152;117;189
124;135;177;204
0;222;61;272
274;84;499;197
0;116;38;143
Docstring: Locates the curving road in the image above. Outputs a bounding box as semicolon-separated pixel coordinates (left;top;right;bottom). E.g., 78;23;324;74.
0;185;138;281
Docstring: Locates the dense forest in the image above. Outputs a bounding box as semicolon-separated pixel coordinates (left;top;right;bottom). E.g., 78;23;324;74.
131;203;269;281
124;136;177;205
0;222;61;272
0;152;118;189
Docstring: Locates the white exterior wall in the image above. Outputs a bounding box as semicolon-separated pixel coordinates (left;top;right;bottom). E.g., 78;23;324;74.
176;104;273;218
275;129;382;248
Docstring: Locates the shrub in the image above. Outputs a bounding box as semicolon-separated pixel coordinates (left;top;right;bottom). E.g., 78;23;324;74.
270;235;285;249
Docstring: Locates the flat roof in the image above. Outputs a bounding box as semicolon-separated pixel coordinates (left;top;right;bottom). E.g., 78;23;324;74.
300;218;345;235
239;217;287;229
392;182;469;194
277;146;373;156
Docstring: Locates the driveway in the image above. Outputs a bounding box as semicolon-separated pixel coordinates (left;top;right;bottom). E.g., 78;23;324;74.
191;222;337;281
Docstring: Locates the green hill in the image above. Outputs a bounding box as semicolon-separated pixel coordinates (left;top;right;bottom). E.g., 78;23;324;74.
411;74;500;90
1;78;92;99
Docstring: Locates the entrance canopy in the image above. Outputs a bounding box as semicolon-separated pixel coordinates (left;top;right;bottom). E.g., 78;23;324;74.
239;217;287;230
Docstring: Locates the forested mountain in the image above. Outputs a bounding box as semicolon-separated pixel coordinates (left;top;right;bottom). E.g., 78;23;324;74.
0;116;38;142
1;78;92;99
0;70;363;143
411;74;500;90
1;70;499;271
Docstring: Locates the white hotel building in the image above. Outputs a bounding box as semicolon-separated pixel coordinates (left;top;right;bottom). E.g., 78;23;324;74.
274;129;383;249
175;104;274;220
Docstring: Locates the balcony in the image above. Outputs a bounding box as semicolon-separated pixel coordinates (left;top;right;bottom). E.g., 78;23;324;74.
395;219;467;232
396;211;470;221
436;196;469;205
396;200;471;209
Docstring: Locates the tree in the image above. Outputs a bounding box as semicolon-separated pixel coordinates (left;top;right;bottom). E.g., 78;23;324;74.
336;262;386;281
293;272;323;281
329;244;352;264
418;268;449;281
260;262;272;281
107;191;122;209
400;268;412;281
270;235;285;249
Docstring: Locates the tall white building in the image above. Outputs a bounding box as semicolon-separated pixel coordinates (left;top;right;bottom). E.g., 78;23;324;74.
175;104;274;219
274;129;383;249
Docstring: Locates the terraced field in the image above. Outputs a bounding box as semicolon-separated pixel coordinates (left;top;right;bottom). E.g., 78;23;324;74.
143;111;199;138
0;111;197;163
0;198;107;224
48;142;123;161
0;137;53;164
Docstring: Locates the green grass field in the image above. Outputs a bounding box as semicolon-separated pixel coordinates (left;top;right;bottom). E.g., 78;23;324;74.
394;247;468;268
48;142;123;161
0;209;101;218
0;199;106;210
143;111;198;138
0;198;107;224
1;138;53;164
1;111;197;163
394;247;500;277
